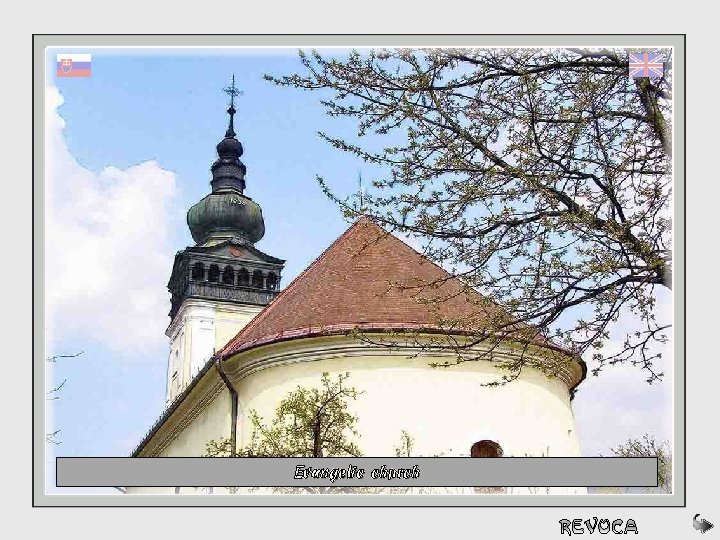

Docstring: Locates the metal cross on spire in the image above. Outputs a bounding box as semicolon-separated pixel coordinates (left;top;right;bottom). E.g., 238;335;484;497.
222;74;243;138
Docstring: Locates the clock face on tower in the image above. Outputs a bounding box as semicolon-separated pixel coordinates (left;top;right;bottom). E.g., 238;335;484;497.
229;246;244;258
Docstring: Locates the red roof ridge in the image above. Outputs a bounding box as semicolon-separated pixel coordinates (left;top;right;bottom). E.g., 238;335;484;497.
367;221;468;282
342;218;511;316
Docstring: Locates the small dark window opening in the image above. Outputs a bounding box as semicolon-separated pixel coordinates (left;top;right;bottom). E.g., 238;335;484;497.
252;270;264;288
470;440;503;458
470;440;505;493
208;264;220;283
237;268;250;287
222;265;234;285
191;262;205;280
266;272;278;291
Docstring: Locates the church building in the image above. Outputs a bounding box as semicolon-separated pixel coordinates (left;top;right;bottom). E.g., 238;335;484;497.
126;87;587;495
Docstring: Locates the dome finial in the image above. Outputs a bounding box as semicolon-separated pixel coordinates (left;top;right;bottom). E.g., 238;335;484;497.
222;74;243;138
211;75;247;193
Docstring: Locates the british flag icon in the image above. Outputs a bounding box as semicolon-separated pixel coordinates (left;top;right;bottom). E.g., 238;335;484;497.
628;52;664;78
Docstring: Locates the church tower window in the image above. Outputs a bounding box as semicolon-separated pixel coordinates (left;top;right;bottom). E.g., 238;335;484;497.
222;265;234;285
237;268;250;287
252;270;264;288
208;264;220;282
191;262;205;281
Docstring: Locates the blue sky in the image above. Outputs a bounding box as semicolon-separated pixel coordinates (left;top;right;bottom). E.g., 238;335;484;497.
44;48;673;493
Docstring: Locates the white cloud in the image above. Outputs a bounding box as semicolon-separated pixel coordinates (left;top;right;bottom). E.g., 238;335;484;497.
45;87;179;353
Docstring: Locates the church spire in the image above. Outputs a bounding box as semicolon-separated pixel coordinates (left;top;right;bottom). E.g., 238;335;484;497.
163;80;285;408
223;74;241;138
210;75;247;194
186;76;265;246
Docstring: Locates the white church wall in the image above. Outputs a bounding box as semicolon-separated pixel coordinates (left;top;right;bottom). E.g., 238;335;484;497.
158;389;231;458
231;336;583;460
125;383;231;495
128;335;584;495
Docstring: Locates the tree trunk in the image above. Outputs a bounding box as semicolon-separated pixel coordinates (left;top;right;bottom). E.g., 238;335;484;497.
313;414;323;458
635;77;672;159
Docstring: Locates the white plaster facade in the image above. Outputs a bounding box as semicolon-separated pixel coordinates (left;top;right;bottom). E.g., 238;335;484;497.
128;333;585;495
164;298;263;404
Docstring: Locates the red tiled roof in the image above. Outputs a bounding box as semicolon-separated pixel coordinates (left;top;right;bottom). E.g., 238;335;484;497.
218;216;556;358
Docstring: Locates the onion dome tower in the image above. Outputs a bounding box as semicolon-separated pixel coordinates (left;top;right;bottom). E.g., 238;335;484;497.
164;76;285;405
186;82;265;246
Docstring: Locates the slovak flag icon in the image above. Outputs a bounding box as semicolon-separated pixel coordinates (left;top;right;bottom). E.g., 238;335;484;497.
56;54;91;77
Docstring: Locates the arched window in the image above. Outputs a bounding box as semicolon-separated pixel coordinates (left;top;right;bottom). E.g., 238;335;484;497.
191;262;205;281
266;272;278;291
237;268;249;287
208;264;220;283
222;265;234;285
470;440;504;494
252;270;264;288
470;440;503;458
